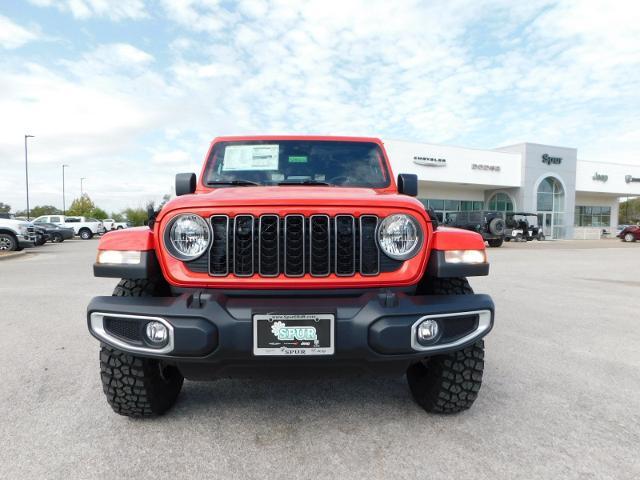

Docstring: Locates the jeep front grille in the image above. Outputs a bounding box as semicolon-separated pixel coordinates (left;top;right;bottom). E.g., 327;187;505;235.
204;214;383;277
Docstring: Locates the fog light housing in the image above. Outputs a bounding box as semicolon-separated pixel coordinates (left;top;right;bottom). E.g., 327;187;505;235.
417;319;439;344
96;250;141;265
145;321;168;346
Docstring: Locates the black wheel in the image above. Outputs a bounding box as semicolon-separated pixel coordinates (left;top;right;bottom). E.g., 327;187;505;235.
515;233;523;242
0;233;18;251
79;228;93;240
100;344;183;418
488;217;505;236
537;233;545;241
487;238;503;247
408;277;485;414
116;226;124;230
51;233;64;243
35;236;46;246
407;341;485;414
624;233;636;243
99;278;181;418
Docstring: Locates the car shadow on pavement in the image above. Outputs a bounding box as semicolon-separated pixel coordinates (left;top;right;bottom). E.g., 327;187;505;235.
172;375;416;419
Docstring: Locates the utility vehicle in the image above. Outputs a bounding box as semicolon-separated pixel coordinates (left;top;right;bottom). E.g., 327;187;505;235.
87;136;495;417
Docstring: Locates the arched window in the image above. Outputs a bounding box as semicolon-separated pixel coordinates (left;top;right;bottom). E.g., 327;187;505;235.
487;192;514;213
537;177;565;238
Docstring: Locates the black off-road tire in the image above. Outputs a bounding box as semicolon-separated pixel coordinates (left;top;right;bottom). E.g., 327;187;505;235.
487;238;503;247
99;277;181;417
100;344;183;418
408;277;485;413
488;217;505;236
407;340;485;414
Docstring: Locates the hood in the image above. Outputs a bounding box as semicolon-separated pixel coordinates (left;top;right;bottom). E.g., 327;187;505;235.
158;186;426;220
0;218;31;228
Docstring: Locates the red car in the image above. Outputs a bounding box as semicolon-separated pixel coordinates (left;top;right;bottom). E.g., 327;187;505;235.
618;225;640;242
87;136;494;417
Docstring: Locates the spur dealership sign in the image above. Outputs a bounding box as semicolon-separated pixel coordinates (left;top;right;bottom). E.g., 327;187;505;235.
542;153;562;165
413;156;447;167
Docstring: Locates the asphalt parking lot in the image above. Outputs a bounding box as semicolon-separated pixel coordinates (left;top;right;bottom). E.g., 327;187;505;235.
1;239;639;479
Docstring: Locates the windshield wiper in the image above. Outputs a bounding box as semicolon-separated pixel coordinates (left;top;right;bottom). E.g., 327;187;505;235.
278;180;330;186
207;180;260;186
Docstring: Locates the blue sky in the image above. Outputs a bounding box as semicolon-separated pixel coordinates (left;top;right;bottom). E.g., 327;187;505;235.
1;0;639;213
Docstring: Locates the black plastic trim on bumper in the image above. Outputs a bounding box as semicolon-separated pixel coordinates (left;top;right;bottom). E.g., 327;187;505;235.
426;250;489;278
87;290;494;365
93;250;160;279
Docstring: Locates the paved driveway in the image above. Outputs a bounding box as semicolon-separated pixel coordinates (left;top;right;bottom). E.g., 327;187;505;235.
0;239;638;479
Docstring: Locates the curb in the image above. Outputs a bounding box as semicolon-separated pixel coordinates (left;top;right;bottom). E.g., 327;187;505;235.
0;250;27;261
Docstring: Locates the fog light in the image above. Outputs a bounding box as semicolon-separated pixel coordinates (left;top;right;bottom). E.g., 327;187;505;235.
145;321;168;346
417;319;439;344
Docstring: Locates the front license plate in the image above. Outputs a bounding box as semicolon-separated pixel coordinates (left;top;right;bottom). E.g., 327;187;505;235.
253;313;335;356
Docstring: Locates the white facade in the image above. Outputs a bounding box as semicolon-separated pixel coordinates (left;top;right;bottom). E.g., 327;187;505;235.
382;139;640;239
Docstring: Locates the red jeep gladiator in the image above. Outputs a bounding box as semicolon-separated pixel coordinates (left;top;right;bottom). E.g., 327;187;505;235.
88;136;494;417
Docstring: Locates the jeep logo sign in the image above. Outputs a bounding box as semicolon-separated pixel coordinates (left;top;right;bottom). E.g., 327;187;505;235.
542;154;562;165
413;156;446;167
592;172;608;182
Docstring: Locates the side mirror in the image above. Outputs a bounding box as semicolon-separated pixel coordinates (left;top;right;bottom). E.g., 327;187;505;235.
397;173;418;196
176;173;196;196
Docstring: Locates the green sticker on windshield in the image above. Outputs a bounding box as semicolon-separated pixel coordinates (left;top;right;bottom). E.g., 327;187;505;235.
288;156;308;163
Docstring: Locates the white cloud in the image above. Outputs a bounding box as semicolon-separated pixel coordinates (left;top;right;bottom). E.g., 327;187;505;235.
2;0;640;213
0;15;39;49
28;0;147;20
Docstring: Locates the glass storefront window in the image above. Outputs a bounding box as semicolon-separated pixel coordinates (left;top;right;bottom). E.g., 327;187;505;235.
419;198;484;223
574;206;611;227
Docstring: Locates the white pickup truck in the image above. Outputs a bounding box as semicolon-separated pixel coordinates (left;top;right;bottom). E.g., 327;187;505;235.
0;217;36;250
32;215;105;240
101;219;129;231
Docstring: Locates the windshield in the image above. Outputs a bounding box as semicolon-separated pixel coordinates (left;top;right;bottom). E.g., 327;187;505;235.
204;140;390;188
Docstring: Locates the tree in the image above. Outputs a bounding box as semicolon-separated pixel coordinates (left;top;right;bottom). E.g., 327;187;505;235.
0;202;10;213
26;205;62;217
122;207;148;227
619;197;640;224
110;212;125;222
67;194;96;217
90;207;108;219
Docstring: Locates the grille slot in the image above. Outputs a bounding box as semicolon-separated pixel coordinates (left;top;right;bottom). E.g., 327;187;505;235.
201;213;398;278
233;215;254;276
284;215;305;277
359;215;379;275
209;215;229;275
335;215;356;276
310;215;330;276
259;215;279;276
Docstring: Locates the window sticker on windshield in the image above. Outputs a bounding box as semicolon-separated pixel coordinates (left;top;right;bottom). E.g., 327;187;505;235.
288;155;308;163
222;145;279;171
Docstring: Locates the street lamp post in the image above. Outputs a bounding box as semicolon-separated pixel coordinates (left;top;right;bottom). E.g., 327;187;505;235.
24;134;35;220
62;164;69;215
81;177;87;195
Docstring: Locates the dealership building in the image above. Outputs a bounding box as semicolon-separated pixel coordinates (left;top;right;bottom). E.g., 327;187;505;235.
383;140;640;239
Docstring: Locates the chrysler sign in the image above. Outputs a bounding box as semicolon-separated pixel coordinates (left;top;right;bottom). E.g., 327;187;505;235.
413;156;446;167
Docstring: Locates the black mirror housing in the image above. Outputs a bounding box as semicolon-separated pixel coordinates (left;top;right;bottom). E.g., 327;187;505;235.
176;173;196;196
397;173;418;196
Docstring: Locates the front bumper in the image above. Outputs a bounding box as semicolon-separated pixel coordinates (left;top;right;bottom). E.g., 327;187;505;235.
87;290;494;377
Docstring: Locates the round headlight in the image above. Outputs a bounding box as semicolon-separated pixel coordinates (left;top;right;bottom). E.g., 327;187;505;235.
377;214;422;260
167;214;210;260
